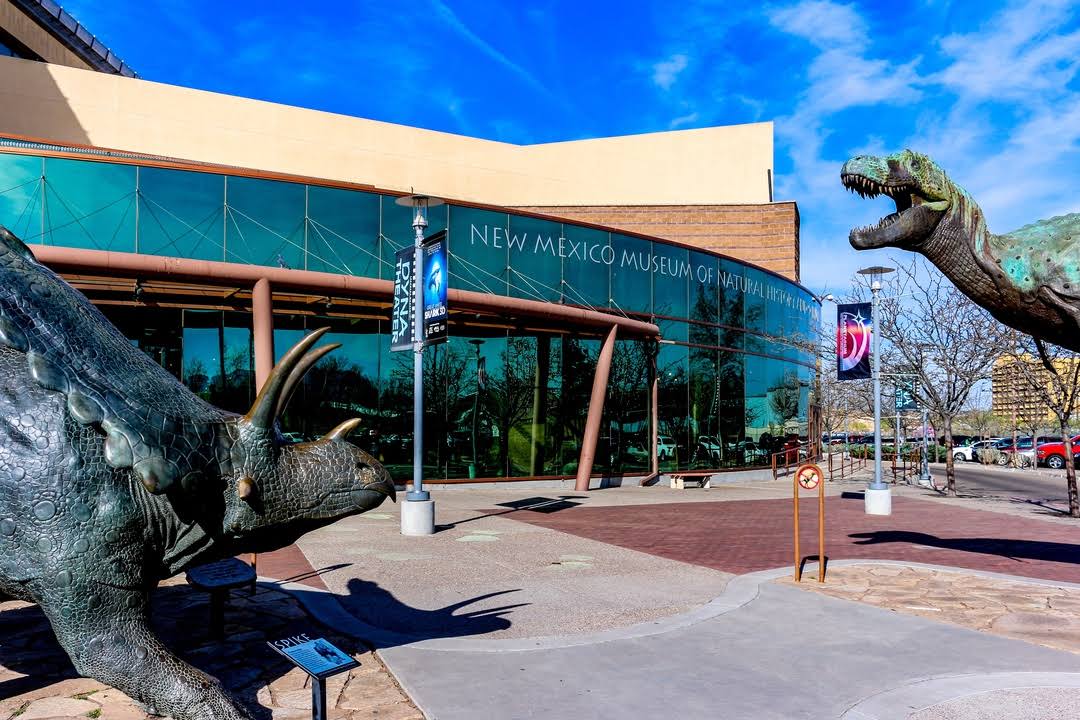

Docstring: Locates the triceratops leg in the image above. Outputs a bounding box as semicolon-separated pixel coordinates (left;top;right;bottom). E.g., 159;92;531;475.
40;582;255;720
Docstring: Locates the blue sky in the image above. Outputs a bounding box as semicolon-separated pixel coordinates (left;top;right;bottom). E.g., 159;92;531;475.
61;0;1080;294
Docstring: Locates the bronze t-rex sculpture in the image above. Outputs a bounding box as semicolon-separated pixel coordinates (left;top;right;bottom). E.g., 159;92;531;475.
841;149;1080;351
0;225;396;719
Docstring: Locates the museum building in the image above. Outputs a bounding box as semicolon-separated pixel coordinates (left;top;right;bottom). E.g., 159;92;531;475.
0;0;819;485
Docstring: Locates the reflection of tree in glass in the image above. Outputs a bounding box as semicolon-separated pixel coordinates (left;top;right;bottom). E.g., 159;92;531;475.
550;339;596;474
768;371;801;431
605;340;651;472
486;336;537;476
285;354;379;447
183;358;209;395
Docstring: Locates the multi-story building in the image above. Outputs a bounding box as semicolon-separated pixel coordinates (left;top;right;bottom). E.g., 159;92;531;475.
992;354;1080;426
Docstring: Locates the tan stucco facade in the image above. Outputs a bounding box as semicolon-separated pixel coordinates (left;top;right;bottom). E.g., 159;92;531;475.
0;56;800;279
0;0;92;70
0;57;773;206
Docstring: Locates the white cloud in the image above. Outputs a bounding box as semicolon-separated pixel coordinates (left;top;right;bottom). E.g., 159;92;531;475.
768;0;867;49
652;53;689;90
669;111;700;129
427;0;567;109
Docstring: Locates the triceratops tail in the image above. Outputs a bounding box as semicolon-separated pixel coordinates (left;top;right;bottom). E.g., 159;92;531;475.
0;225;36;263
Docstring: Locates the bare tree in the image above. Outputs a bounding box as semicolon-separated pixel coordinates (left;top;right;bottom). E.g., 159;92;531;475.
1003;338;1080;517
868;259;1008;495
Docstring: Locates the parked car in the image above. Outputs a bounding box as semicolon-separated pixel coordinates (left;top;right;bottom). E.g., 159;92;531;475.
1036;435;1080;469
990;437;1036;466
969;438;1006;463
657;435;677;461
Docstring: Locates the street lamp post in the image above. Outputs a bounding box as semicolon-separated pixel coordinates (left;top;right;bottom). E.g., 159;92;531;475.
396;194;443;536
858;265;894;515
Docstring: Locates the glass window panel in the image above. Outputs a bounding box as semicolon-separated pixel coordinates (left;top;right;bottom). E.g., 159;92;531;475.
689;250;719;347
447;205;508;296
656;343;689;471
609;233;653;315
306;186;381;278
550;337;598;475
181;310;253;415
276;316;382;450
716;350;747;467
718;258;746;349
559;222;610;309
688;345;718;469
0;153;43;241
651;242;690;320
604;339;652;475
44;157;136;252
138;166;225;260
225;176;305;268
505;214;562;303
438;333;508;477
500;334;541;477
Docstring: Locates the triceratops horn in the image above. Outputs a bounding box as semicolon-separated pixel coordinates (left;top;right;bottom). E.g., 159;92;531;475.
275;343;341;418
323;418;362;441
244;327;331;429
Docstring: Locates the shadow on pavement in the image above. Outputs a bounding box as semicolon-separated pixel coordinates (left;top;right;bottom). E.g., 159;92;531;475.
850;530;1080;565
335;578;529;648
1;564;519;717
436;495;586;531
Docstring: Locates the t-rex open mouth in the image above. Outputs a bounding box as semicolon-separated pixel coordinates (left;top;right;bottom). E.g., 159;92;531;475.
842;172;948;249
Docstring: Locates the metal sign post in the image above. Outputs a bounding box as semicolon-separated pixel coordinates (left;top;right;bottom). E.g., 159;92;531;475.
395;195;443;537
793;463;826;583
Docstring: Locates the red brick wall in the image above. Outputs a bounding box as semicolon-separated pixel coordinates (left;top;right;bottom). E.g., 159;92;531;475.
512;202;800;281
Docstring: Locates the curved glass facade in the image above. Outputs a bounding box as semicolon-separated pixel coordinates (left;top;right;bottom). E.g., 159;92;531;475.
0;147;819;480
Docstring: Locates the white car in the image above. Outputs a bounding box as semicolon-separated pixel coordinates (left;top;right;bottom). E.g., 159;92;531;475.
657;435;677;460
953;439;1000;462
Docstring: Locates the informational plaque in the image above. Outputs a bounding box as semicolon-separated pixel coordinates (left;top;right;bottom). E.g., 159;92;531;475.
268;633;358;679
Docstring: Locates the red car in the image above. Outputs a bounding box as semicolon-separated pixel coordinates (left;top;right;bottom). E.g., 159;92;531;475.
1036;435;1080;469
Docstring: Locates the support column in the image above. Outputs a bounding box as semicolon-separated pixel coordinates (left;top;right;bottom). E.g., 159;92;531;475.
530;336;550;477
575;325;618;491
252;278;274;392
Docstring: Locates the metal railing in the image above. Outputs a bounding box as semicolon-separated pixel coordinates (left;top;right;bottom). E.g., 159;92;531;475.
826;447;867;480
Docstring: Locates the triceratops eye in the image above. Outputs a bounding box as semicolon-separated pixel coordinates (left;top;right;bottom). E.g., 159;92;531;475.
237;476;256;502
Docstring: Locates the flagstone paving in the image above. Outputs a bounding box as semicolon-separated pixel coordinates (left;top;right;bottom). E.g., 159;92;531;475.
0;577;419;720
778;563;1080;655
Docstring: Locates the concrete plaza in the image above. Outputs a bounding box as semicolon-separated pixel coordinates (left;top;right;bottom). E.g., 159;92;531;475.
2;477;1080;718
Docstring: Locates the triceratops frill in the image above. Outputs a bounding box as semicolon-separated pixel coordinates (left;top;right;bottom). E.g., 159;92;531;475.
0;225;395;719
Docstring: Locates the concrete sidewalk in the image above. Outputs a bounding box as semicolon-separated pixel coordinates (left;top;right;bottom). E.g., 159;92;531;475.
372;566;1080;720
283;482;1080;719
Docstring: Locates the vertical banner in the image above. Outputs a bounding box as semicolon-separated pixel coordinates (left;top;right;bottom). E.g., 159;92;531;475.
836;302;872;380
895;378;918;411
422;230;449;345
390;246;414;352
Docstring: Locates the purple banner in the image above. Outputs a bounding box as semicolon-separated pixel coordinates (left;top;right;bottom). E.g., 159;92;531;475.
837;302;871;380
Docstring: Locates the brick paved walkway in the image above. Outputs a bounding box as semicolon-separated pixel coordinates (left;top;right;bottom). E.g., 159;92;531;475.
511;494;1080;583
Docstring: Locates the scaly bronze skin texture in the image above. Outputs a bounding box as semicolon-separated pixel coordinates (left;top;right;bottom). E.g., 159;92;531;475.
0;226;395;719
841;150;1080;351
